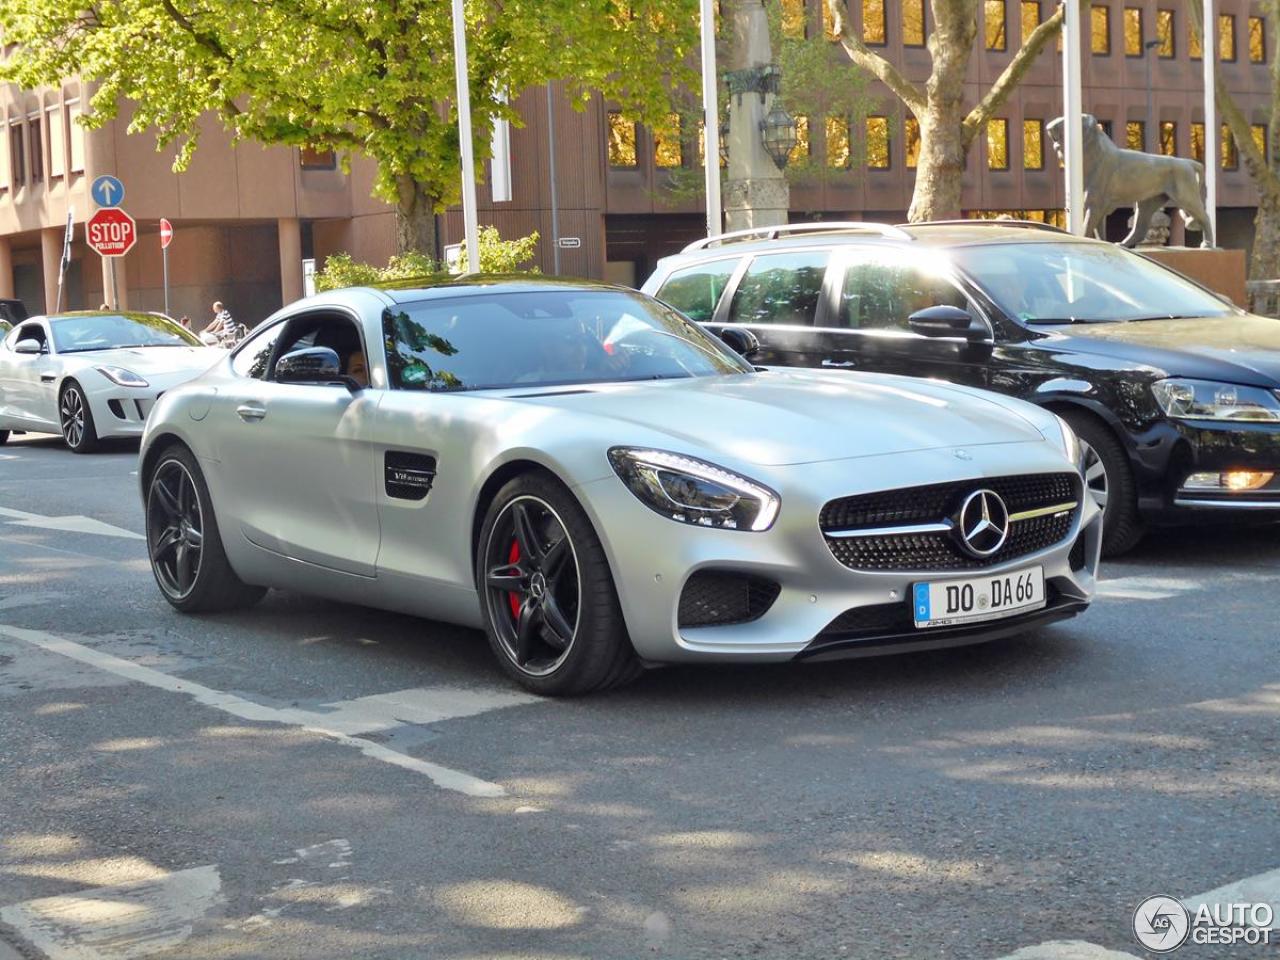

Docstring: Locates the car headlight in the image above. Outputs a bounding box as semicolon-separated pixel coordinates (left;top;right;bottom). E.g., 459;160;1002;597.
1151;378;1280;422
96;365;150;388
608;447;780;531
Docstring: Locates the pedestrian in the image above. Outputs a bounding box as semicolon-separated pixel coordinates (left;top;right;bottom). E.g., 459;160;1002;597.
178;315;192;330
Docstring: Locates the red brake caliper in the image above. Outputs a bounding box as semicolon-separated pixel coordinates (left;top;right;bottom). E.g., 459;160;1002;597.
507;539;522;620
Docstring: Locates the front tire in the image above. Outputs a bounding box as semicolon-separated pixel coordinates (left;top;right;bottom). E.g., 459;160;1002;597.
59;381;100;453
476;473;640;696
146;444;267;613
1061;410;1145;556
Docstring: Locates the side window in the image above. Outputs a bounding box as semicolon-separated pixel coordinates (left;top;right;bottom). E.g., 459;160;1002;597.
728;251;830;326
839;258;972;331
655;259;740;322
270;313;367;385
230;322;286;379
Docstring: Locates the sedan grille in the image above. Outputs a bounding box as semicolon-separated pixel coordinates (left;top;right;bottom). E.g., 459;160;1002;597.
821;473;1080;572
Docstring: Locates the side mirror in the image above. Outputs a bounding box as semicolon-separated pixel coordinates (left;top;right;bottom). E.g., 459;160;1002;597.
275;346;357;389
14;339;43;355
908;305;989;342
718;327;760;359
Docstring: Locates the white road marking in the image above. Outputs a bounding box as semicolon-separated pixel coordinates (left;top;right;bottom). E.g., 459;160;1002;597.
1185;867;1280;929
307;686;537;735
0;624;511;797
0;865;221;960
989;943;1137;959
0;506;143;541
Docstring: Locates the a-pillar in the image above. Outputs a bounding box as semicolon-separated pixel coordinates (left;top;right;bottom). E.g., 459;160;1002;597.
278;218;303;307
0;236;13;299
100;255;128;311
41;228;63;314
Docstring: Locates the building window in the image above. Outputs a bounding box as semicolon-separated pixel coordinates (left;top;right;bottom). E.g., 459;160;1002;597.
905;116;921;168
1124;7;1143;56
607;112;638;168
1160;120;1177;156
865;116;889;168
1023;119;1044;169
27;114;43;184
904;0;926;45
46;104;64;178
987;118;1010;169
1189;18;1202;59
1191;122;1205;163
986;0;1007;50
1252;124;1268;161
66;100;85;173
826;115;851;169
1222;124;1238;169
299;147;336;169
1091;6;1110;54
863;0;886;44
1219;14;1236;61
1020;0;1040;42
1156;9;1175;57
781;0;806;39
1126;120;1145;150
9;122;25;188
1249;16;1266;63
654;113;682;168
791;115;811;165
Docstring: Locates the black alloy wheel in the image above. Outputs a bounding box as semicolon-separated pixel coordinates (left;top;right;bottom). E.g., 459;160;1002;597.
59;382;99;453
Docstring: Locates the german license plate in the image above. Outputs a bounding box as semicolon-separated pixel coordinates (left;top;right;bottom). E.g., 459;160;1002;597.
912;566;1045;629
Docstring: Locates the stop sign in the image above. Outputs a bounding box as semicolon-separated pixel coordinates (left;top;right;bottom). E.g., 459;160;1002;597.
87;207;137;258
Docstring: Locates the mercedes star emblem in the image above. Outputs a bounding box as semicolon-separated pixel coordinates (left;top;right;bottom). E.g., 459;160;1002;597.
956;489;1010;558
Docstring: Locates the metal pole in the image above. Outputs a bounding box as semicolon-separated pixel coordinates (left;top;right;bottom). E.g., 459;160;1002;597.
1146;46;1153;146
163;246;170;316
108;259;118;310
1062;0;1085;236
1202;0;1217;246
699;0;721;237
546;83;561;276
451;0;481;271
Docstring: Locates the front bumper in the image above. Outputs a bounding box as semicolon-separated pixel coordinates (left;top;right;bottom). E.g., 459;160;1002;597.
577;442;1101;664
1133;419;1280;518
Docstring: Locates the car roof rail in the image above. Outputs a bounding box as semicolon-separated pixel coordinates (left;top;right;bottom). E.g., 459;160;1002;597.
899;219;1070;234
681;221;914;253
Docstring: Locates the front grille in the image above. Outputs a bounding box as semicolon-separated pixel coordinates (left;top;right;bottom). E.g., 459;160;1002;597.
678;571;781;628
821;473;1079;572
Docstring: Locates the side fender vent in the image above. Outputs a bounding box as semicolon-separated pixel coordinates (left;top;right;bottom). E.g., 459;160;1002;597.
385;451;437;501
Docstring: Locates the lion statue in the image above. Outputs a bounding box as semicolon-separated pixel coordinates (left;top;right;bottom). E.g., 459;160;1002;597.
1046;113;1213;248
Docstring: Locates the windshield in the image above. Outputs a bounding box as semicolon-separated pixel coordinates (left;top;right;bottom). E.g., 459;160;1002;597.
951;241;1238;324
382;288;753;392
50;313;203;352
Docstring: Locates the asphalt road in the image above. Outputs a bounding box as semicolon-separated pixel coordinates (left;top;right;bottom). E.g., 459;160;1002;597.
0;433;1277;960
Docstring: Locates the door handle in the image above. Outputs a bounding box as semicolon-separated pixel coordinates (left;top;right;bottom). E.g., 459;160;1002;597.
821;359;857;368
236;402;267;422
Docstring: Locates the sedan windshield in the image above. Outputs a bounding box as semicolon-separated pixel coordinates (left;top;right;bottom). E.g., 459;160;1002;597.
51;313;203;353
383;289;753;392
951;241;1238;324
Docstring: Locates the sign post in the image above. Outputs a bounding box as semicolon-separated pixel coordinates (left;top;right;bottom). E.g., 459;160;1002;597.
55;208;74;313
86;207;137;310
159;218;174;316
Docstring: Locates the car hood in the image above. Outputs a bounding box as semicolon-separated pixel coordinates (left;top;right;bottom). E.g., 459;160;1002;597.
63;345;224;375
1046;314;1280;386
506;369;1051;466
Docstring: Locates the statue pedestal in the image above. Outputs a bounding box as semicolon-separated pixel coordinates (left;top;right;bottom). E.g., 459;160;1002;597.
1138;247;1247;308
723;178;789;231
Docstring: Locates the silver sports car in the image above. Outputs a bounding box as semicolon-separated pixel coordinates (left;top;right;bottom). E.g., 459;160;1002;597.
139;277;1101;695
0;311;224;452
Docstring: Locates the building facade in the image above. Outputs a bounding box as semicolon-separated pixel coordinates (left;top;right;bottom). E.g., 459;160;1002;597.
0;0;1273;328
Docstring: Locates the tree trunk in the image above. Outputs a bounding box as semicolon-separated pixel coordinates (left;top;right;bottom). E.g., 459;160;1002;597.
907;3;975;222
396;176;440;258
1251;191;1280;281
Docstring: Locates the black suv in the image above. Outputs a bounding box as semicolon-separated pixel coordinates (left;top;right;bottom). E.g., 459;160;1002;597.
642;221;1280;555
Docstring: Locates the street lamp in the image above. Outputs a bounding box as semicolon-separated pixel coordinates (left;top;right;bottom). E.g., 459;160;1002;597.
760;105;799;170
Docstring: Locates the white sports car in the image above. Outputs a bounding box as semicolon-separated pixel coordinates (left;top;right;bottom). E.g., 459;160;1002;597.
0;311;224;452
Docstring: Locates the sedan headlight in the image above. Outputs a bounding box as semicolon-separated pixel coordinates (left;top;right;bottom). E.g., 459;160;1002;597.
96;365;150;388
608;447;780;531
1151;378;1280;422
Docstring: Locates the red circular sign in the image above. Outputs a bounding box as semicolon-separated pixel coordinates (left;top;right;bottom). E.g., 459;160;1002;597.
159;218;173;250
87;207;137;258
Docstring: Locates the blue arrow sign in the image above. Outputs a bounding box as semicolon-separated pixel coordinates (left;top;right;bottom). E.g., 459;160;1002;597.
91;175;125;208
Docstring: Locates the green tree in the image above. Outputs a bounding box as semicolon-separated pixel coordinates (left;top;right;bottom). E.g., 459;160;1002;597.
0;0;697;255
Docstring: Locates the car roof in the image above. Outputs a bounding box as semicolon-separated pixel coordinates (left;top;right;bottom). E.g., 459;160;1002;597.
371;273;631;304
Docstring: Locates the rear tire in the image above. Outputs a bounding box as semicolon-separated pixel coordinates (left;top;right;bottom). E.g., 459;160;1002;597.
476;472;641;696
1060;409;1145;556
59;381;100;454
145;443;267;613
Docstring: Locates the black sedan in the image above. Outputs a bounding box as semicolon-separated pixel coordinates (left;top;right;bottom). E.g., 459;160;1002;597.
643;221;1280;555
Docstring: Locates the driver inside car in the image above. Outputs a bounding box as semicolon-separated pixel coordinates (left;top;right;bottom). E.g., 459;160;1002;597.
344;349;369;387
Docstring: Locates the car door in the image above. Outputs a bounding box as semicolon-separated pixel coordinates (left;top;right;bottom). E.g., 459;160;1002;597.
0;321;58;427
711;249;835;367
818;248;996;389
210;308;382;577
